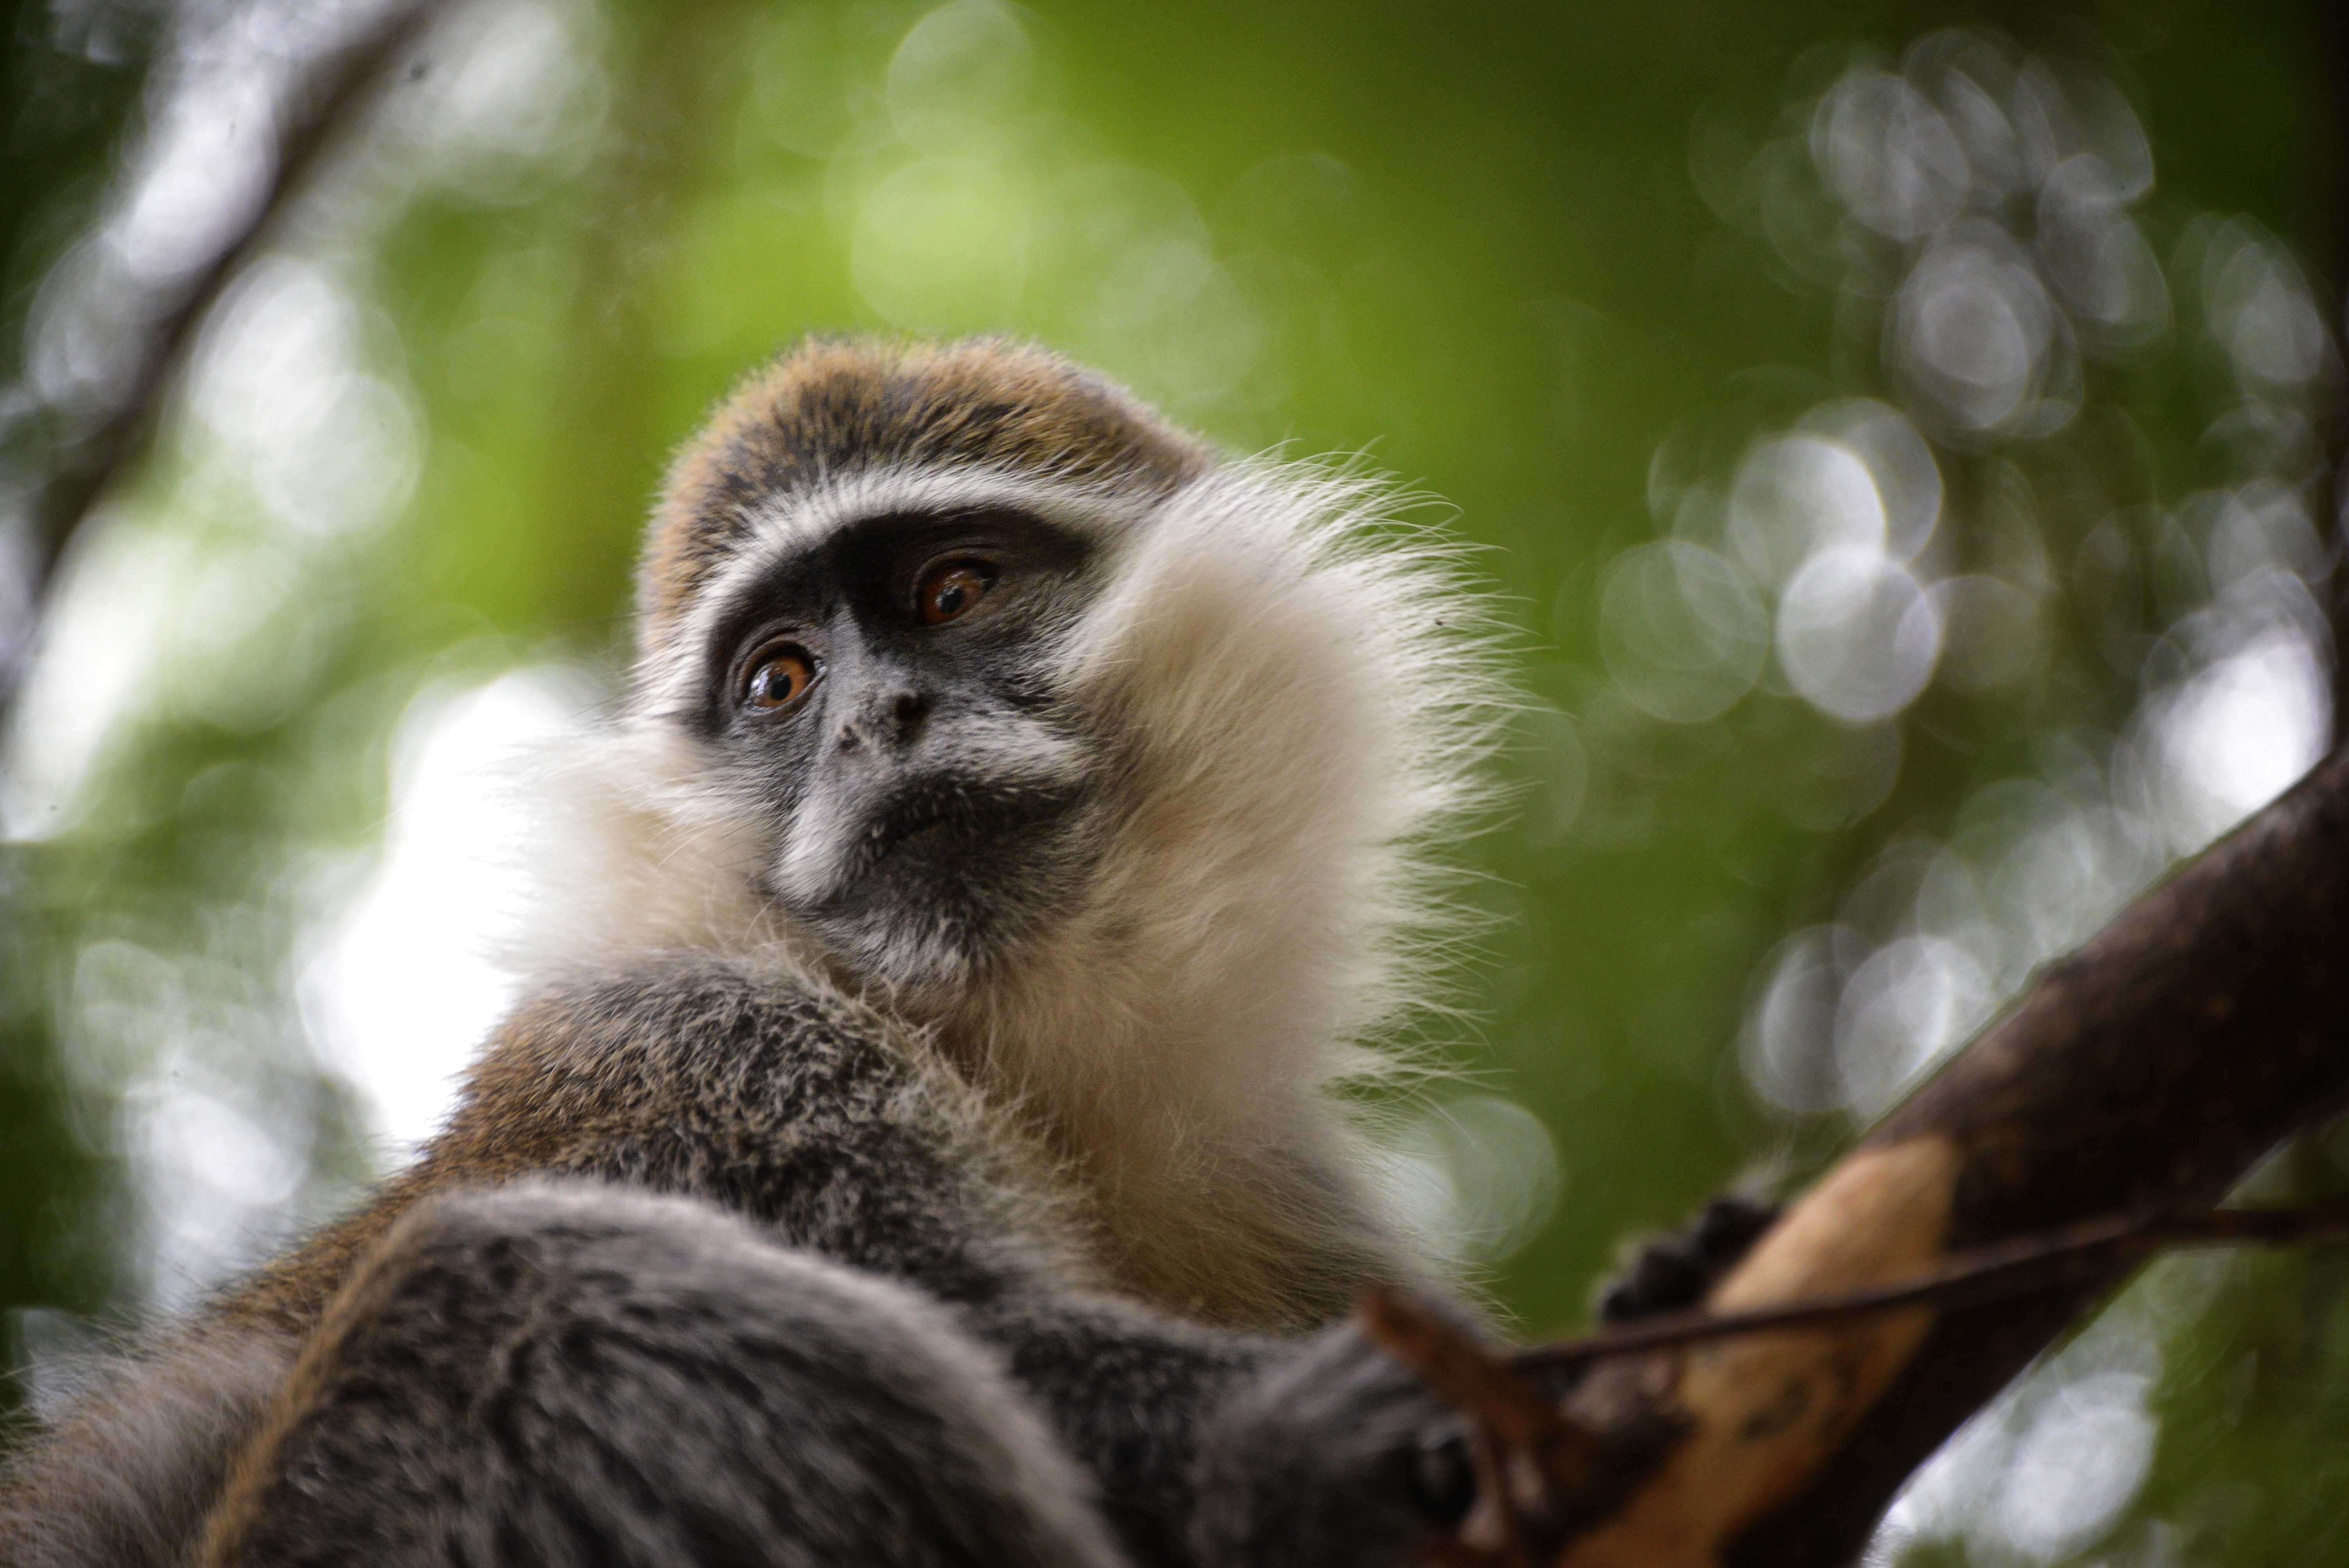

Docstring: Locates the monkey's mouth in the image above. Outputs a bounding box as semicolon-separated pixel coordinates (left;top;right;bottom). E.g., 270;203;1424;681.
820;773;1092;904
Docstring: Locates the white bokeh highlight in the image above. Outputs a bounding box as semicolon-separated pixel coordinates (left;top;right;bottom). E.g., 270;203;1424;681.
1776;547;1943;725
1599;541;1769;723
303;667;599;1155
1371;1095;1565;1269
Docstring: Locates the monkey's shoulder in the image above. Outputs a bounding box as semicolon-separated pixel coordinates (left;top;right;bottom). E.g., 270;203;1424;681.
225;954;1034;1338
460;953;930;1138
424;954;999;1220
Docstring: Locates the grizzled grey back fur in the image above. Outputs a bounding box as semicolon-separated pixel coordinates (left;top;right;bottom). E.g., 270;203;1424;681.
0;1329;289;1568
201;1184;1129;1568
176;955;1464;1568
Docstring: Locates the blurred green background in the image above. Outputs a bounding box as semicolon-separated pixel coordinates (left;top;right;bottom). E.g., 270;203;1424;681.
5;0;2348;1560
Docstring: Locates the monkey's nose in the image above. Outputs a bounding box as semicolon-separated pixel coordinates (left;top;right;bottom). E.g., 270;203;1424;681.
837;688;930;752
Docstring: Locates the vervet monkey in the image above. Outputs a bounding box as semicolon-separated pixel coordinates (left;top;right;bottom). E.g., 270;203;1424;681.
2;339;1754;1568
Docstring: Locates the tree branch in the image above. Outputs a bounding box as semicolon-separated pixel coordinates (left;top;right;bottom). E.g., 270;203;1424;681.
1383;740;2349;1567
1;0;440;706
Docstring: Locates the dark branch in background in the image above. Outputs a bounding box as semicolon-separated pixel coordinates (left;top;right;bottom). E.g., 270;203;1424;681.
2315;0;2349;729
1376;739;2349;1568
0;0;441;709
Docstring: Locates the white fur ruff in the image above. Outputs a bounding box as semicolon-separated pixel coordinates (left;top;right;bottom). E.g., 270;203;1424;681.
505;452;1513;1320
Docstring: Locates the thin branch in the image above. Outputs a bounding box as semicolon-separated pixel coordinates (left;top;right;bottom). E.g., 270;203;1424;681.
1509;1197;2349;1376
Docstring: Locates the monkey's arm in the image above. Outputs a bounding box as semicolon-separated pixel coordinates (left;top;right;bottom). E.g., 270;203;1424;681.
8;961;1478;1568
963;1290;1480;1568
979;1197;1784;1567
439;960;1484;1568
452;960;1481;1565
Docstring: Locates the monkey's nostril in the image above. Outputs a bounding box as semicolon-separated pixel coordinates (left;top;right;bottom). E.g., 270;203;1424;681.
890;691;930;739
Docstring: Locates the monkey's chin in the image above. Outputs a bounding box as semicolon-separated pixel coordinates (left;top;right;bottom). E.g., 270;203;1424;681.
779;789;1093;995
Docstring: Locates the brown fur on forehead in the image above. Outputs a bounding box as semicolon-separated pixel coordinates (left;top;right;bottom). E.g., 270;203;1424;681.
638;338;1211;643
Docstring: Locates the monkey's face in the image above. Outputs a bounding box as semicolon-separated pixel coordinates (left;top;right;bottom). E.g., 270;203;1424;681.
683;504;1107;989
627;340;1481;1023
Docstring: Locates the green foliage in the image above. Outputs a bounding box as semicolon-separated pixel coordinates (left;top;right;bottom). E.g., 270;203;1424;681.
1;0;2342;1559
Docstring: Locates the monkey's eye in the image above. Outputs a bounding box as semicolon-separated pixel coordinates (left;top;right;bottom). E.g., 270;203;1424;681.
915;559;998;625
741;645;818;712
